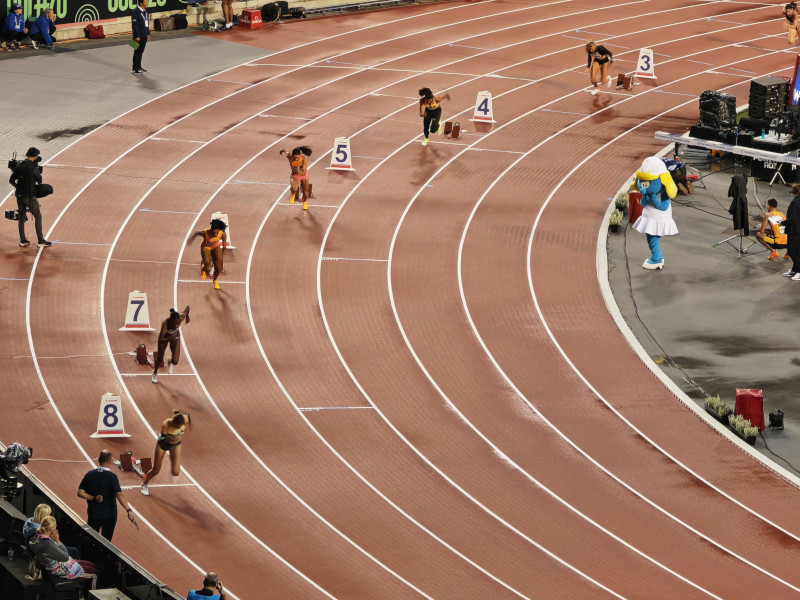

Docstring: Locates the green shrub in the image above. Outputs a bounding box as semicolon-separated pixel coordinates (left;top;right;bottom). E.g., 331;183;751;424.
614;192;628;211
609;209;623;226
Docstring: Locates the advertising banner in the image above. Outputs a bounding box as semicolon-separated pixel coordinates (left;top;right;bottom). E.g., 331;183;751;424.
2;0;184;27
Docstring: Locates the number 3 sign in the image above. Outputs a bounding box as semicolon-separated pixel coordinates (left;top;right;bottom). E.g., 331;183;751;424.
635;48;657;80
327;137;355;171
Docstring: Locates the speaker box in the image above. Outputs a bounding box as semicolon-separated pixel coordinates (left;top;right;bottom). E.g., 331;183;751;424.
699;90;737;129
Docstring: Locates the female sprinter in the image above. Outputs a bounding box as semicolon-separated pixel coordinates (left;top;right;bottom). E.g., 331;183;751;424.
418;87;450;146
585;41;614;95
141;409;191;496
785;3;800;45
151;305;190;384
193;218;227;290
280;146;312;210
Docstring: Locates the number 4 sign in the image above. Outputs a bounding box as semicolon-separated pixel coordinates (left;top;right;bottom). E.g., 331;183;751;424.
471;91;496;123
119;290;155;331
326;137;355;171
635;48;657;80
91;393;131;438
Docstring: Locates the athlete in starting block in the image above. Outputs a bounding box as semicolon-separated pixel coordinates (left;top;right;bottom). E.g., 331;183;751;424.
193;219;227;290
151;305;190;384
585;41;614;95
141;409;191;496
418;87;450;146
280;146;313;210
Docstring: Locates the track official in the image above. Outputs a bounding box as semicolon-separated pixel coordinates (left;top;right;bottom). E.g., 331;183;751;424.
131;0;150;75
77;450;135;542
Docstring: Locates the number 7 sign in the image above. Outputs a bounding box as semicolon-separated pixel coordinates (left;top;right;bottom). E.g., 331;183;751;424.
326;137;355;171
119;290;156;331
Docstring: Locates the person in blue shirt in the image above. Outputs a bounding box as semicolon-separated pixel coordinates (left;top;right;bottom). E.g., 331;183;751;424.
2;3;28;51
187;572;226;600
29;8;56;49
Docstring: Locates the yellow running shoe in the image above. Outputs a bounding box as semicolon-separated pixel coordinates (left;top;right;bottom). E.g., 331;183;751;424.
289;193;295;205
214;280;220;290
200;270;207;280
437;123;443;135
421;138;428;146
302;200;308;210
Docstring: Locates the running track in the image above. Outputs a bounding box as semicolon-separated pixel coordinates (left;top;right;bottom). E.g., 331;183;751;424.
3;0;800;598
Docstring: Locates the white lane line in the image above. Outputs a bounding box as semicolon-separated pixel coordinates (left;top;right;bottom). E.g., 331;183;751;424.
299;406;376;411
321;257;388;262
318;13;794;600
432;35;800;595
140;208;201;214
47;164;104;169
276;203;339;207
121;483;197;490
151;138;207;143
176;280;246;284
0;277;29;281
120;373;197;376
16;3;505;597
51;241;111;246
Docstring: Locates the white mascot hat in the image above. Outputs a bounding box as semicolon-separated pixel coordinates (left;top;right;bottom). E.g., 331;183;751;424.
634;156;677;199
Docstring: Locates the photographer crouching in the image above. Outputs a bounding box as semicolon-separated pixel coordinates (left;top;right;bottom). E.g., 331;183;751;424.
8;147;51;248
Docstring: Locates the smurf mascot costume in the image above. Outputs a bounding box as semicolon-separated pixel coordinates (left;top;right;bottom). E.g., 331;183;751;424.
632;156;679;270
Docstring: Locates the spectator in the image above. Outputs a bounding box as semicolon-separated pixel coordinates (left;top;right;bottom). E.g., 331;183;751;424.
131;0;150;75
29;516;97;580
23;504;79;558
77;450;135;542
661;155;693;195
782;184;800;279
2;3;27;51
756;198;788;260
9;147;51;248
29;8;56;50
187;572;226;600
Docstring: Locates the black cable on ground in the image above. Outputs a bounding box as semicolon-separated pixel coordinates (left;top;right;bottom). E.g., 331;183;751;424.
758;431;800;476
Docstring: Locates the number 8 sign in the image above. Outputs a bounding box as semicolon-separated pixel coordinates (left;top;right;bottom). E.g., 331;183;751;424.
635;48;657;80
326;137;355;171
91;394;131;438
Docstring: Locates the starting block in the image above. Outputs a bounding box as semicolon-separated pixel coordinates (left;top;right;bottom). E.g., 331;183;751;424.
616;73;636;90
115;451;151;479
239;8;262;29
442;121;462;139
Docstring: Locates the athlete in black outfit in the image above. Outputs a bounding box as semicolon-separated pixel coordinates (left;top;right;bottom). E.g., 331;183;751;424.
585;41;613;95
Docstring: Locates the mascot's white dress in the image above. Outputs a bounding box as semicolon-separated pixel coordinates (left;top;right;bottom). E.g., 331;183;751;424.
632;156;679;270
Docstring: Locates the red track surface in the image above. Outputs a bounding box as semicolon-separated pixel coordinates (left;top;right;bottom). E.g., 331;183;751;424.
4;0;800;598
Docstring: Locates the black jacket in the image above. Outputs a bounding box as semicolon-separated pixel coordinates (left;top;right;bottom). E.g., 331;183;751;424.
783;196;800;235
727;174;750;235
131;6;150;39
8;159;42;200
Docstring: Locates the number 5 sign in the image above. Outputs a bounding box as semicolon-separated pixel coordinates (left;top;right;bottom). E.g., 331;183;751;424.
326;137;355;171
471;91;496;123
119;290;155;331
91;394;131;438
635;48;657;80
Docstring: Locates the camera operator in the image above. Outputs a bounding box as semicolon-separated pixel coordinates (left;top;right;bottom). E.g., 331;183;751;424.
187;572;226;600
9;147;50;248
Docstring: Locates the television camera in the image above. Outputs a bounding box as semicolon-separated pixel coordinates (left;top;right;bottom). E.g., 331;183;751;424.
0;443;33;500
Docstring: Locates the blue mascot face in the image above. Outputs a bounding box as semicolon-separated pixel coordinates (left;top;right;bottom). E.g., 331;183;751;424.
638;177;663;196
